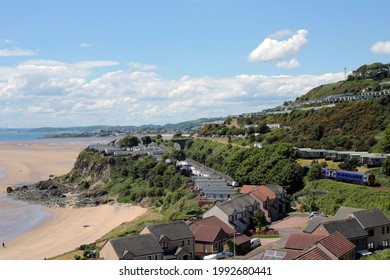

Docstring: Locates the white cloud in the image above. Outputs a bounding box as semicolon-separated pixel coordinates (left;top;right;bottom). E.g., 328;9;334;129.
129;62;158;71
276;59;301;69
248;29;308;62
4;39;15;44
268;29;294;40
370;41;390;54
74;60;120;69
78;43;92;48
0;59;344;127
0;48;37;57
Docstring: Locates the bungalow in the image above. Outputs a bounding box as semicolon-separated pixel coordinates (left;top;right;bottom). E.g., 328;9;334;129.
202;193;259;233
140;221;195;260
99;234;164;260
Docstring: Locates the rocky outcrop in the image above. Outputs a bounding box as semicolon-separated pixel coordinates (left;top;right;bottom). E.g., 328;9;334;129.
8;150;114;208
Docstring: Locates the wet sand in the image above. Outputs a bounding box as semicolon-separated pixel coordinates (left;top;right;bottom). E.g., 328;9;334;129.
0;139;147;260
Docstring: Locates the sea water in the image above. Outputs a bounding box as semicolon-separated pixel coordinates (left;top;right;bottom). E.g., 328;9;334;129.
0;195;51;243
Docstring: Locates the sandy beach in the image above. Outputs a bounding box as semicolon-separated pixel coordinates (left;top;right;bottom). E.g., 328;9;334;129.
0;141;84;194
0;139;147;260
0;204;146;260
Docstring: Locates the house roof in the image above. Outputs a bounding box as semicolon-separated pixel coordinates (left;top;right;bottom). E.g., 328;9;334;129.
261;249;302;260
145;221;194;241
189;215;236;235
241;185;277;202
284;233;323;250
318;231;355;258
217;193;257;215
303;216;329;233
233;233;251;245
333;206;365;220
108;234;163;258
322;218;367;239
264;183;285;196
190;225;226;243
352;208;390;229
294;246;333;260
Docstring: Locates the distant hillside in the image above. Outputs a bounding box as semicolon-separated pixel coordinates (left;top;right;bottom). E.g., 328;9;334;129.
200;62;390;152
28;117;224;134
298;62;390;101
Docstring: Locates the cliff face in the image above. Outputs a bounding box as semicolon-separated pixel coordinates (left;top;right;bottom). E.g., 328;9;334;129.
8;149;114;208
68;150;112;190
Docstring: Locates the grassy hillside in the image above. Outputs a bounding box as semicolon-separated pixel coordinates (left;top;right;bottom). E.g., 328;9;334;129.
296;179;390;217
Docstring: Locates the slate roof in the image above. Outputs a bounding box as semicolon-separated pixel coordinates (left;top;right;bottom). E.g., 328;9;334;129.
333;206;365;220
322;218;367;239
145;221;194;241
352;208;390;229
217;193;257;215
303;216;329;233
318;231;355;258
264;183;285;196
108;234;163;259
284;233;323;250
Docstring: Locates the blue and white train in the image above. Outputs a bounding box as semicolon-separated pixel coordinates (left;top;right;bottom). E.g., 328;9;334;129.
321;168;375;185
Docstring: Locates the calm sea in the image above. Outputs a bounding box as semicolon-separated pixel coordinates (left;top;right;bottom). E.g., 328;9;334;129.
0;130;47;142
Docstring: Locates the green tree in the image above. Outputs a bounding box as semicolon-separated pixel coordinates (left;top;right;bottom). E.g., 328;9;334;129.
141;136;152;146
382;157;390;176
338;158;360;171
171;150;186;161
307;161;323;181
382;123;390;153
118;135;140;148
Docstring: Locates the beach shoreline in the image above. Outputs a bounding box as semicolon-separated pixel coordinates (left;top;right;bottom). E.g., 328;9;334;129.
0;138;147;260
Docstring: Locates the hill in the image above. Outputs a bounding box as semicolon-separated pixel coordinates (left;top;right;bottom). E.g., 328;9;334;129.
297;62;390;101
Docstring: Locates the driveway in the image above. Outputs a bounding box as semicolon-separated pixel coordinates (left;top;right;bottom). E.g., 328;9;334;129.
241;213;309;260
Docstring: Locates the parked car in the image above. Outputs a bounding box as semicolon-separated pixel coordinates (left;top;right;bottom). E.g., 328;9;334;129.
250;238;261;248
203;253;218;260
309;212;327;219
217;252;233;259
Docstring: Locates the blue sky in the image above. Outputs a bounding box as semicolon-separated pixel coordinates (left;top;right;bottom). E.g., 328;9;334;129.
0;0;389;128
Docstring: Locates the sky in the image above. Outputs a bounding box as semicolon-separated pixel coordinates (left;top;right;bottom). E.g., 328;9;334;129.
0;0;389;128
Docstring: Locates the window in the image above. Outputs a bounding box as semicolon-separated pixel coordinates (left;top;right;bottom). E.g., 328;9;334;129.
383;227;385;235
387;226;390;234
181;240;185;246
187;239;191;245
383;240;389;247
162;242;168;249
368;242;374;249
368;229;374;237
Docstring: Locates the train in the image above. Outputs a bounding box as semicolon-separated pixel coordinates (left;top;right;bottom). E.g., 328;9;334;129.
304;166;376;186
321;168;376;185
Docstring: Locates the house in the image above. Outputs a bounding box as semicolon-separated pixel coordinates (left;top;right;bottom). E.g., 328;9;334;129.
284;233;323;251
294;232;356;260
187;216;235;256
264;183;290;215
312;218;368;251
303;216;330;234
140;221;195;260
260;249;302;260
99;234;164;260
202;193;259;233
349;208;390;250
240;185;278;222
